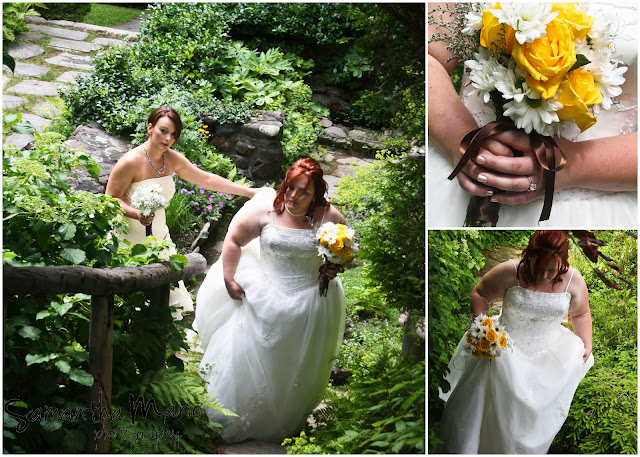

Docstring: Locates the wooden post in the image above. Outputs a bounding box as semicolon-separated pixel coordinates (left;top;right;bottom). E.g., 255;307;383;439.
149;284;171;370
86;294;115;453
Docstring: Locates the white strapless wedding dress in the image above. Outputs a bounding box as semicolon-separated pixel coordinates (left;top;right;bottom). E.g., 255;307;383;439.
117;175;193;320
428;2;638;227
194;188;346;443
439;267;594;454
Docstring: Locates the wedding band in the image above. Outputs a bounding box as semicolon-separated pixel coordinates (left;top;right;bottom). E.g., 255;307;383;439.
527;176;537;192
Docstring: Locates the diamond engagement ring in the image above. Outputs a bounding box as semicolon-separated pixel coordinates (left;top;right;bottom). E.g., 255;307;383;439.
527;176;536;192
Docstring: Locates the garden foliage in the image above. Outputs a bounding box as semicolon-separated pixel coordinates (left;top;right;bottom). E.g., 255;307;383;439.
3;137;226;454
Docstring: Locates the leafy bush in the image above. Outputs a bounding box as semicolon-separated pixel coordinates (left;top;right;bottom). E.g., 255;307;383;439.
333;154;425;316
3;2;42;42
35;2;91;22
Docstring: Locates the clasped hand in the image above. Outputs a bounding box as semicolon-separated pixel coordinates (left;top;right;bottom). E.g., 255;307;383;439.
138;212;154;226
454;129;546;205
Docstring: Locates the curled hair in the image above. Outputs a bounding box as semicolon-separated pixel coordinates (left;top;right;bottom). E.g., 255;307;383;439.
518;230;569;287
273;157;329;218
147;106;183;142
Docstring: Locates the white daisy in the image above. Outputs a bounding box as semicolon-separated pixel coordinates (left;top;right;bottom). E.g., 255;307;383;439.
461;4;484;36
465;48;507;103
494;59;531;103
489;3;559;44
592;60;627;110
503;91;562;136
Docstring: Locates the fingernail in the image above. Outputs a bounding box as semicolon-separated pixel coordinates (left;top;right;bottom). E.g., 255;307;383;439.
477;174;487;183
491;198;498;203
476;156;485;165
485;190;493;196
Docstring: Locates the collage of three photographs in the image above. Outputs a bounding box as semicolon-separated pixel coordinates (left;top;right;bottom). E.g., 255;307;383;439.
428;2;638;454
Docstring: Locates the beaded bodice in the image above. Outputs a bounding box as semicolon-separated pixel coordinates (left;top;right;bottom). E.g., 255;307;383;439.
500;287;571;357
260;224;322;295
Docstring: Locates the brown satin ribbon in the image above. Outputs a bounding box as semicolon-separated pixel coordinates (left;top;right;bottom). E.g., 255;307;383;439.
448;120;567;223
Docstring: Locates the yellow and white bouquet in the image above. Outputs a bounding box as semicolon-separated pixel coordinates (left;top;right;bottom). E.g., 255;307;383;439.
430;3;627;223
316;222;357;296
466;313;510;359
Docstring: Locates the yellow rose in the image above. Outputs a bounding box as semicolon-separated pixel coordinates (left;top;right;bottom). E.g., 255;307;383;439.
480;6;515;54
557;69;602;132
339;247;353;261
552;3;594;41
512;19;576;100
499;333;508;349
479;340;491;352
466;333;473;343
486;328;498;344
481;317;493;328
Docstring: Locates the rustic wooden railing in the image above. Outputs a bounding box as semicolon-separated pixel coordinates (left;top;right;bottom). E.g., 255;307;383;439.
3;253;207;453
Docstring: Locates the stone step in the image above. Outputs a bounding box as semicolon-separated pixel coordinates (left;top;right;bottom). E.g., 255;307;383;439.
95;37;128;48
27;23;89;41
49;37;99;53
45;53;94;71
6;80;67;97
3;95;28;109
16;31;46;42
21;113;51;133
3;62;49;78
33;101;62;119
7;42;44;60
3;75;11;89
3;134;34;151
56;70;86;85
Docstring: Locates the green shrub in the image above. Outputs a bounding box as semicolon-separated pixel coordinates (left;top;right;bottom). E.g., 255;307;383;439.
3;2;42;42
35;3;91;23
551;354;637;454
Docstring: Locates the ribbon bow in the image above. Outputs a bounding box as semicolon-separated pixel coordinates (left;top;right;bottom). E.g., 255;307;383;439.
447;120;567;224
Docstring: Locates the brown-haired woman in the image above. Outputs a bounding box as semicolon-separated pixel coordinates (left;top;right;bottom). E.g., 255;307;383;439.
195;157;350;443
439;230;593;454
106;106;257;319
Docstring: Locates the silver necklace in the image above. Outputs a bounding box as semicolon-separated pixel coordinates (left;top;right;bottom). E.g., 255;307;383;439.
144;143;166;175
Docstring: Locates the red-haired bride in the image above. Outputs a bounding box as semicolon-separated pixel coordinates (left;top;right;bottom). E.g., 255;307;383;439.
440;230;594;454
195;158;350;443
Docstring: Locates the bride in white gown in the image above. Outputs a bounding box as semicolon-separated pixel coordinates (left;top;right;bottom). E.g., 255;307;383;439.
428;2;637;227
195;158;348;443
439;231;594;453
106;106;257;319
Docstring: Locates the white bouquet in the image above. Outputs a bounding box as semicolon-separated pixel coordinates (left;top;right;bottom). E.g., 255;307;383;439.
315;222;357;296
130;183;168;235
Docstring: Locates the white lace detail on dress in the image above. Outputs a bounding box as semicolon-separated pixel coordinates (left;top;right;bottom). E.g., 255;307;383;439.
260;224;322;295
500;287;570;356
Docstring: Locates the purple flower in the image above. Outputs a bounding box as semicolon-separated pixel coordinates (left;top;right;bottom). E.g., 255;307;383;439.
200;188;205;194
218;191;224;196
332;365;338;374
181;188;188;194
209;196;214;203
207;204;212;211
227;195;233;200
177;179;183;185
219;202;224;207
363;320;367;327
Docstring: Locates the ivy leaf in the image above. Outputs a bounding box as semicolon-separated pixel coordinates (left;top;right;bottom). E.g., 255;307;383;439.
19;326;41;340
60;247;86;265
69;368;94;386
40;418;63;432
131;244;148;257
170;254;188;271
51;301;73;316
25;353;57;366
58;223;77;241
55;360;71;374
36;310;52;320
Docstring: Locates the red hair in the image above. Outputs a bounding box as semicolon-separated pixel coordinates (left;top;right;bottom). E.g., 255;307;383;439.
147;106;183;142
273;158;329;217
519;230;569;287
